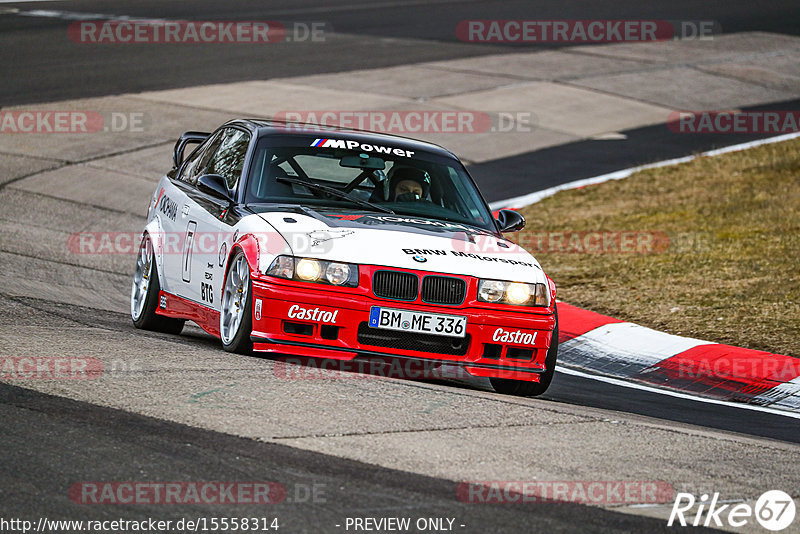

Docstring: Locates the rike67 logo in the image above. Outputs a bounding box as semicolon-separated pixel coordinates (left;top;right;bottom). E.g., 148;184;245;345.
669;490;796;531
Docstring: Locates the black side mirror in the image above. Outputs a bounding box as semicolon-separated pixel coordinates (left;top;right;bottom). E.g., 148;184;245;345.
173;131;210;168
495;209;526;232
197;174;233;203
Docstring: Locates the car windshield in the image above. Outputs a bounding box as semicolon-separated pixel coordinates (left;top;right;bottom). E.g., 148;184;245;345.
244;135;496;232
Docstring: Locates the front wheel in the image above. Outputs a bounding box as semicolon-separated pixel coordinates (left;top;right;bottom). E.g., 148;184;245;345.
220;251;253;354
131;235;185;335
490;305;558;397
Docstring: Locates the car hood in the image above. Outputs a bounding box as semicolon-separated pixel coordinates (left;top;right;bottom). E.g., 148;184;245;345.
251;207;546;284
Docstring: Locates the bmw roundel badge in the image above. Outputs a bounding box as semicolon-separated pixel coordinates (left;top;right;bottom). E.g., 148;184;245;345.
413;255;427;263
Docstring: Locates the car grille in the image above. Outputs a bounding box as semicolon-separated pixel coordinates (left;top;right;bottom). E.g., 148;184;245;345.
357;322;470;356
421;275;466;305
372;271;418;301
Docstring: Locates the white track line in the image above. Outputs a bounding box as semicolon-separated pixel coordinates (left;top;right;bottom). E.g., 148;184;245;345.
557;366;800;419
489;131;800;210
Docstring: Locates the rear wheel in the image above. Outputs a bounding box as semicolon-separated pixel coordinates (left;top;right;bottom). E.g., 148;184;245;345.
131;235;185;335
220;251;253;354
490;306;558;397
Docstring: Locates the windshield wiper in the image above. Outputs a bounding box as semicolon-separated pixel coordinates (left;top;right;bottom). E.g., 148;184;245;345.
276;175;394;214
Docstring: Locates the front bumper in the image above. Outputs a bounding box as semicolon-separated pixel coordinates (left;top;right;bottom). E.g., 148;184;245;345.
250;275;556;382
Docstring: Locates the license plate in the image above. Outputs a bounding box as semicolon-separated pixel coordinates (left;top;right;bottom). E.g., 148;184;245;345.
369;306;467;338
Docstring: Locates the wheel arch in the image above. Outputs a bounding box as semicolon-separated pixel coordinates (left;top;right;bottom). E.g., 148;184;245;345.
224;233;261;280
141;219;167;289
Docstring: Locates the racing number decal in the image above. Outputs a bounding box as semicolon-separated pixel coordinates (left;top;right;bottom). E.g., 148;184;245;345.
182;221;197;283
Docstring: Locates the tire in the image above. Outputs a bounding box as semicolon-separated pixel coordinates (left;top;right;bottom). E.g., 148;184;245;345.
220;250;253;354
490;305;559;397
131;235;185;335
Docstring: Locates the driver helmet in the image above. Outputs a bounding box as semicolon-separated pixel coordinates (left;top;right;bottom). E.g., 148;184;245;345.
388;167;431;201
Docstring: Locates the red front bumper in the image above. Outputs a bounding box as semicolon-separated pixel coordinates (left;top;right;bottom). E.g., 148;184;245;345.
250;270;556;382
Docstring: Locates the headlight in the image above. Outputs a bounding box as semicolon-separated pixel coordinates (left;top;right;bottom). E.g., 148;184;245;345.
477;279;550;307
325;262;351;285
505;282;531;305
296;258;322;281
267;255;294;279
266;255;358;287
478;280;505;302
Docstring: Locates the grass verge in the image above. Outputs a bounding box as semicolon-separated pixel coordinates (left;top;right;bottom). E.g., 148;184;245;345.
514;137;800;357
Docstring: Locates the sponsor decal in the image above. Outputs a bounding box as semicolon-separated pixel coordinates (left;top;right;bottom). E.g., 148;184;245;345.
493;328;538;345
370;215;493;235
309;138;415;158
200;282;214;304
323;213;494;236
324;213;366;221
255;299;262;321
158;193;177;221
154;187;165;211
287;304;338;323
159;295;167;309
402;248;533;268
218;242;227;267
306;229;354;246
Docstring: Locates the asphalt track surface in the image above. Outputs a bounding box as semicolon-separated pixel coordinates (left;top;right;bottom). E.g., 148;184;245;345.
1;1;799;532
0;381;702;533
1;0;800;105
472;98;800;202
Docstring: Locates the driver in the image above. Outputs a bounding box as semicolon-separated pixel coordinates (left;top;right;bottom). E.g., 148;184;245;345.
388;167;431;202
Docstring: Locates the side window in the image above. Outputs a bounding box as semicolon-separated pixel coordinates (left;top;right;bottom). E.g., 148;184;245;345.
205;129;251;190
179;131;224;184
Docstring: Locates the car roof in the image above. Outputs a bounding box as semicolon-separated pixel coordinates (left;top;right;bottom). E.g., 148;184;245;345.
224;118;459;160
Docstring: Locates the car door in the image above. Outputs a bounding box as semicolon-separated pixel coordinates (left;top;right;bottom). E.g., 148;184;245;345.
160;130;224;299
174;127;251;307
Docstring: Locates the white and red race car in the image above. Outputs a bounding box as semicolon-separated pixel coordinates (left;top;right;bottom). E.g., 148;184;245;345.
131;120;558;396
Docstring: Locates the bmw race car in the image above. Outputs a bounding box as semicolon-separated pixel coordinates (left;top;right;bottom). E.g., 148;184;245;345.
131;120;558;396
